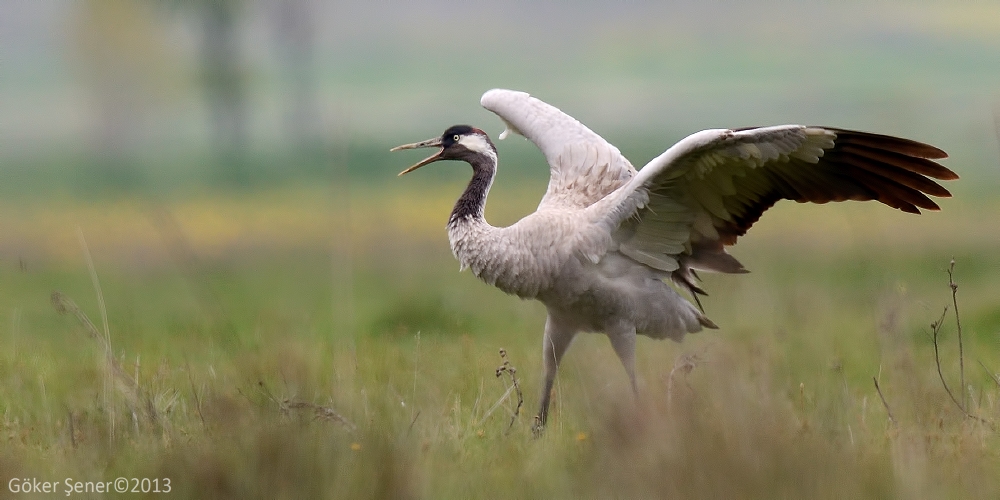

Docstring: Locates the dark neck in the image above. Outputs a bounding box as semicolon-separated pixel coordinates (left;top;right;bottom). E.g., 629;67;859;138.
449;153;496;226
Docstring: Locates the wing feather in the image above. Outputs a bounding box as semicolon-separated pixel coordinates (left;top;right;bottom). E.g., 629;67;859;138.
836;144;958;182
586;125;956;299
478;90;956;302
481;89;636;209
831;150;952;197
830;128;948;160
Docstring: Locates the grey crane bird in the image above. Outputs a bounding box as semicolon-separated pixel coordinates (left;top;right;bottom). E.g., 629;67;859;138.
392;89;957;430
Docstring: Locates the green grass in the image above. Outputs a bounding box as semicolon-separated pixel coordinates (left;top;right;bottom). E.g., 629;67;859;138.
2;188;999;498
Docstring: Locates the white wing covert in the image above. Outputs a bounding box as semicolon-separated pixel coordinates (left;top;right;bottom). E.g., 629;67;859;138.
481;89;636;210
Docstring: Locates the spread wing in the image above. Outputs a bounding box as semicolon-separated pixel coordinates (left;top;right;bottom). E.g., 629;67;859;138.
481;89;637;210
589;125;956;298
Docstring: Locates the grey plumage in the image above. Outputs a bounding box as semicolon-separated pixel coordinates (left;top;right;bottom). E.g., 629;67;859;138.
392;89;957;430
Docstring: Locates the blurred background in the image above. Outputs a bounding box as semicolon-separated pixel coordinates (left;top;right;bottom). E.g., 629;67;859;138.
4;0;999;191
2;1;1000;495
2;0;999;330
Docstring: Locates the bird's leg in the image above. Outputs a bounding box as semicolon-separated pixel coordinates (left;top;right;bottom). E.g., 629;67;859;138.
535;314;576;435
607;324;639;396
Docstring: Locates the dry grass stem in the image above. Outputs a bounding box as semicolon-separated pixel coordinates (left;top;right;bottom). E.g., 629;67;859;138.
480;385;516;426
929;264;996;430
187;361;207;428
66;409;76;449
873;377;897;427
947;259;965;408
286;401;358;431
76;228;117;440
253;380;357;431
412;331;420;425
979;360;1000;390
666;351;702;407
493;348;523;434
76;228;111;351
50;291;160;429
930;306;963;412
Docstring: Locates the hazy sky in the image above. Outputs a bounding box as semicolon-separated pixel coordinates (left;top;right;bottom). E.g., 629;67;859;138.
2;0;999;172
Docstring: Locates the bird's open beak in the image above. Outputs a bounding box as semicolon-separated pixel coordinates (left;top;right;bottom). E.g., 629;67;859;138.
391;136;444;176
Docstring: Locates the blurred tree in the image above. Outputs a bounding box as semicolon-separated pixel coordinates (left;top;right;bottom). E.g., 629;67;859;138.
199;0;248;184
162;0;249;185
270;0;321;150
70;0;183;190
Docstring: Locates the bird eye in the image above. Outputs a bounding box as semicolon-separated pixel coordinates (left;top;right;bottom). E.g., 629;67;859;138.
453;134;461;142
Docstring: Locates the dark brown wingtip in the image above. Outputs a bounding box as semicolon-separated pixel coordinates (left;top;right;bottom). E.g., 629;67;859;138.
826;129;959;183
914;143;948;160
827;128;949;160
936;166;959;180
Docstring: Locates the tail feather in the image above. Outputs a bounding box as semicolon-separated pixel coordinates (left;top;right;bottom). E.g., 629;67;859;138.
698;314;719;329
683;241;749;274
670;266;707;310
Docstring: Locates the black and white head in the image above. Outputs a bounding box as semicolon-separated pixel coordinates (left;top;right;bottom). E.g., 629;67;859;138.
391;125;497;175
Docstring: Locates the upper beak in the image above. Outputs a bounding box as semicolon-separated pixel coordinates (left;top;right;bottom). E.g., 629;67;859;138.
391;136;444;176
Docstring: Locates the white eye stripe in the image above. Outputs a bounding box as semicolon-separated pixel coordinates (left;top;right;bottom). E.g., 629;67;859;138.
457;134;491;154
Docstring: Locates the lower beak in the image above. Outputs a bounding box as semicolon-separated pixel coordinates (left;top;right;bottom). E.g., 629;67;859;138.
391;137;444;176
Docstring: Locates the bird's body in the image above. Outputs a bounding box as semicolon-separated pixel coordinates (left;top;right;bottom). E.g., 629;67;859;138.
393;89;957;430
449;209;706;336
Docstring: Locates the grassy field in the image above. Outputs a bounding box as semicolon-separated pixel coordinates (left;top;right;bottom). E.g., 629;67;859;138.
2;184;1000;498
4;1;1000;497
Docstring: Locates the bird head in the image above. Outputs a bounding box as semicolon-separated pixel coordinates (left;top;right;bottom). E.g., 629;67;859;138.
391;125;496;176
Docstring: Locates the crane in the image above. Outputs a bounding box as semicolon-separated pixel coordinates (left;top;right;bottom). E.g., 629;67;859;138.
391;89;957;431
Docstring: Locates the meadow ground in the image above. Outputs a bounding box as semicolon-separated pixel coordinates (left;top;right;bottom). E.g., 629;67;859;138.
2;185;999;498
